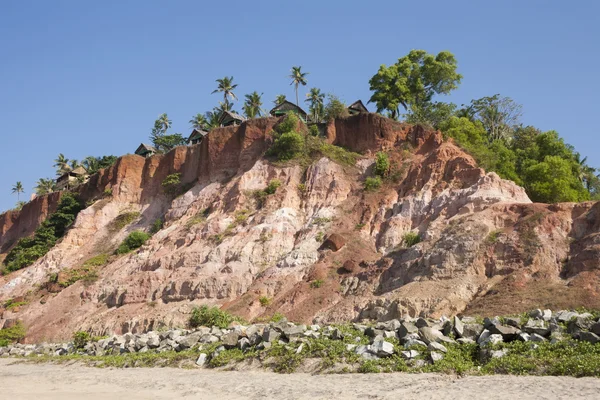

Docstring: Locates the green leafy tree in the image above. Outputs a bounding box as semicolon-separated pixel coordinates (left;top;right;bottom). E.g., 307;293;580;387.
212;76;238;110
305;87;325;122
405;101;457;129
11;181;24;202
189;113;208;130
274;94;287;106
324;95;349;121
289;66;308;107
458;95;523;142
149;113;183;153
34;178;57;195
243;91;264;119
374;152;390;177
524;155;589;203
369;50;462;120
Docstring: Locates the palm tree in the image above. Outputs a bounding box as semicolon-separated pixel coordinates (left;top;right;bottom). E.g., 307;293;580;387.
83;156;100;174
305;87;325;122
69;159;82;170
53;153;70;176
243;92;264;119
157;113;172;133
274;94;287;106
289;66;308;107
34;178;56;195
12;181;24;201
189;113;208;130
212;76;238;109
205;110;222;129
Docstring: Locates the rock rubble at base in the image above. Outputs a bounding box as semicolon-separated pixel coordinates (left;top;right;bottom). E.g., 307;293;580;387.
1;309;599;367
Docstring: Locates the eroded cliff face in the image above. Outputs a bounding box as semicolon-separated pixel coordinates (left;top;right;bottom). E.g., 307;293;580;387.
1;113;599;342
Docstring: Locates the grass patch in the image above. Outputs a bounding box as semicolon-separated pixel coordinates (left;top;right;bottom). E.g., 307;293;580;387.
402;232;421;247
0;322;26;347
116;231;150;254
188;305;243;329
111;211;140;232
83;254;109;267
310;279;324;289
58;266;99;288
364;176;382;192
259;296;271;306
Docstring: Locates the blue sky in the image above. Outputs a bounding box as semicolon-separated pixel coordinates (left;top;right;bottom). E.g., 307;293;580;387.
1;0;599;212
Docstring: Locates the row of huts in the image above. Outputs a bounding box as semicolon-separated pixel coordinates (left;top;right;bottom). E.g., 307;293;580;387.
135;100;368;158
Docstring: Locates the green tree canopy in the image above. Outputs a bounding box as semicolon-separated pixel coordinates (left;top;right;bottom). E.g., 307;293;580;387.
243;91;263;119
289;66;308;107
369;50;462;120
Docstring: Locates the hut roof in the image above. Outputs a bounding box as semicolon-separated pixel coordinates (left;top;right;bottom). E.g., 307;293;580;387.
269;100;308;117
348;100;369;113
135;143;157;155
218;110;246;125
188;128;208;142
71;166;87;176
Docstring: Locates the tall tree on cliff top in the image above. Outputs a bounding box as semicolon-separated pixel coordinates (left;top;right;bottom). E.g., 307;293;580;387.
189;113;208;130
243;91;264;119
458;94;523;142
11;181;24;202
149;113;184;153
368;50;462;120
53;153;70;176
212;76;238;111
305;87;325;122
289;66;308;107
35;178;57;195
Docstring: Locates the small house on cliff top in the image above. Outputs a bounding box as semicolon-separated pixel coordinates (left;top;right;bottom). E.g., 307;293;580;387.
188;128;208;145
56;166;88;191
347;100;368;115
135;143;157;158
218;111;246;127
269;101;308;121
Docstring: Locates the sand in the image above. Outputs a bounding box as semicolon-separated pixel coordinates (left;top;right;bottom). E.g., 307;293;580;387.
1;359;599;399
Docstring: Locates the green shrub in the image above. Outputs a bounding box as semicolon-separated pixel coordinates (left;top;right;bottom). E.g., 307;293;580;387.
315;232;324;242
103;188;113;197
3;193;83;273
364;176;382;191
111;211;140;231
83;254;109;267
116;231;150;254
305;136;359;167
259;296;271;306
308;124;320;137
162;173;182;195
4;299;28;310
73;331;91;349
274;113;299;135
188;305;241;328
310;279;324;289
374;152;390;177
267;131;305;161
265;179;281;195
150;218;163;234
324;95;349;121
402;232;421;247
59;265;99;288
0;322;26;346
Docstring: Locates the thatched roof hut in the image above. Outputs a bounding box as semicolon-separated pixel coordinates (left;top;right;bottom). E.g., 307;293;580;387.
348;100;368;115
218;111;246;127
269;101;308;121
187;128;208;145
135;143;157;158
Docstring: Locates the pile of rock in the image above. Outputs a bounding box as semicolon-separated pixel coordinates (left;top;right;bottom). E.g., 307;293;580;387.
1;309;599;367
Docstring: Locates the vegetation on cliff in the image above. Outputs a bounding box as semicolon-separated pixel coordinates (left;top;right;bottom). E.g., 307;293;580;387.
2;192;83;273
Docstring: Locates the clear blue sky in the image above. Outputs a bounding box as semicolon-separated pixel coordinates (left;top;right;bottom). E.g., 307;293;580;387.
1;0;599;212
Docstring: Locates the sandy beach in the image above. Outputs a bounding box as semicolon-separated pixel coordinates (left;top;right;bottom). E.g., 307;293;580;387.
1;359;599;399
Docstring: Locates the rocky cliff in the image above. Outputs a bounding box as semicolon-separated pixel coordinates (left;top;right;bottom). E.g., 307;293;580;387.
1;113;599;342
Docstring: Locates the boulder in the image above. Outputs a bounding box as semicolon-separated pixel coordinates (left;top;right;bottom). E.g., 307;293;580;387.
590;322;600;335
430;351;444;363
480;334;503;347
453;316;464;337
376;319;401;331
370;340;394;357
176;332;201;349
398;322;418;340
196;353;207;366
340;260;360;273
418;327;453;345
523;319;550;336
489;324;521;341
401;349;420;359
282;324;307;339
579;332;600;344
428;342;447;353
462;324;484;340
222;331;239;348
262;327;280;343
321;234;345;251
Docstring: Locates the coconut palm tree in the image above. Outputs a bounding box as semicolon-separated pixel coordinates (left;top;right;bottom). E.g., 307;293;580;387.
11;181;24;201
243;92;264;119
274;94;287;106
83;156;100;174
305;87;325;122
289;66;308;107
53;153;70;176
212;76;238;109
34;178;57;195
205;110;222;129
189;113;208;130
69;159;82;170
157;113;172;133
